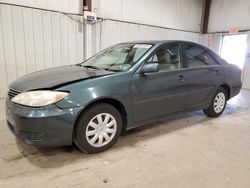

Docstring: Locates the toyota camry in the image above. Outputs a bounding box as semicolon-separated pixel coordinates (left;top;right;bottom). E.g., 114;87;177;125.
6;41;242;153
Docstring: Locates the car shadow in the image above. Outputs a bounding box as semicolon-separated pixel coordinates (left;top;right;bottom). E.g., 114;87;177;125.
15;102;247;168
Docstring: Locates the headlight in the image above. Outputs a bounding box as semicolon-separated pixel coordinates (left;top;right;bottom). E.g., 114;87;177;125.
11;90;69;107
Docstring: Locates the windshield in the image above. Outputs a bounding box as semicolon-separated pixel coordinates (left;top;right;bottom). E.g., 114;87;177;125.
80;43;152;71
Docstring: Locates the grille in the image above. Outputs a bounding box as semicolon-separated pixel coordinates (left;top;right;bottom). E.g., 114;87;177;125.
20;131;47;142
8;88;21;100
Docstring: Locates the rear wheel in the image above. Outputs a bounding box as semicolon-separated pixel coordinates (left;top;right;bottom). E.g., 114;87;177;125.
203;87;228;117
74;103;122;154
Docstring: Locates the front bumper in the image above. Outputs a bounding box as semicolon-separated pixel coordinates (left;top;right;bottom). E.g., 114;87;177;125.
5;99;83;146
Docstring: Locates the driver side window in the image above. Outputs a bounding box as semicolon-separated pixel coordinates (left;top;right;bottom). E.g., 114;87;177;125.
147;44;181;71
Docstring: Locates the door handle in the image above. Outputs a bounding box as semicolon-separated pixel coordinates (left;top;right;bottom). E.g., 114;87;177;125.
213;70;222;76
214;70;219;74
177;75;185;82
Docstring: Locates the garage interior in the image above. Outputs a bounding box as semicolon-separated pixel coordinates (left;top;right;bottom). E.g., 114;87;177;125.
0;0;250;187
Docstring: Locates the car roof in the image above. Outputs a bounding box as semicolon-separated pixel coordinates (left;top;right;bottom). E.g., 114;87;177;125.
119;40;199;45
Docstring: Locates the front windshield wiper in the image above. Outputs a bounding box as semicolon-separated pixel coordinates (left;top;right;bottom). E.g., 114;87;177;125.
104;68;123;72
76;64;123;72
83;65;103;70
81;65;122;72
82;65;105;70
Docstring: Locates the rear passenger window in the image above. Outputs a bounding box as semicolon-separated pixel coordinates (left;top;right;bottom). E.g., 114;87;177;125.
183;44;218;68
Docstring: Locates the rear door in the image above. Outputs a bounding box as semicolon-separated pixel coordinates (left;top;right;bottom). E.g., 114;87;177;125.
181;43;224;109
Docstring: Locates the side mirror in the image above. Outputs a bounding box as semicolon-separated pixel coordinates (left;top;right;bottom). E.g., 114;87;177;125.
140;63;160;74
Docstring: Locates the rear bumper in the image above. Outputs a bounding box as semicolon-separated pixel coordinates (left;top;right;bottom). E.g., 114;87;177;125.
230;83;242;99
6;99;83;146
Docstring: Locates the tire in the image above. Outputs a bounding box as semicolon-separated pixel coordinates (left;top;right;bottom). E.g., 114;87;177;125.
203;87;228;117
74;103;122;154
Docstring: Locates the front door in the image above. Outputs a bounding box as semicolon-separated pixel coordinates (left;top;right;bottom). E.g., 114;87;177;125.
131;43;188;123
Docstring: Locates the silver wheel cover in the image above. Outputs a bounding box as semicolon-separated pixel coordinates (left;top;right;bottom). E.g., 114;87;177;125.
85;113;117;147
213;92;226;113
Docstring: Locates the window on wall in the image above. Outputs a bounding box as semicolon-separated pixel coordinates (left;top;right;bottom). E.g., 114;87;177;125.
147;44;181;71
183;44;218;68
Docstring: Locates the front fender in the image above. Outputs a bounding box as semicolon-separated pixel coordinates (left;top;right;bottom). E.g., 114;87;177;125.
54;73;134;127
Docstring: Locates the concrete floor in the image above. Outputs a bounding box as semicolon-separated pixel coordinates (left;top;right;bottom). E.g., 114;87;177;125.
0;90;250;188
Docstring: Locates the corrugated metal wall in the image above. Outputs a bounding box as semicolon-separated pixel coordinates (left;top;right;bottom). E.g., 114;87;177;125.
93;19;200;53
0;4;84;98
92;0;204;32
208;0;250;33
0;0;83;14
199;33;222;53
242;32;250;89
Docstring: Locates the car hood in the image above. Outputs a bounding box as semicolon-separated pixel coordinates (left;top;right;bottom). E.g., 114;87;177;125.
10;65;115;92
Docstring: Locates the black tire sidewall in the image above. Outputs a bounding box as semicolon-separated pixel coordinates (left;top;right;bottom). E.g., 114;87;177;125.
206;87;228;117
74;103;122;154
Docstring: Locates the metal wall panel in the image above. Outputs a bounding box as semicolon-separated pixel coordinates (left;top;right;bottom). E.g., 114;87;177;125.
208;0;250;32
0;4;84;98
243;56;250;89
92;0;204;32
199;33;222;53
0;0;83;14
95;20;200;51
243;32;250;89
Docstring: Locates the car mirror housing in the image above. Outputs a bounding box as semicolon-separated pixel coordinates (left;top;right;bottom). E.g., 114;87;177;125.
140;63;160;74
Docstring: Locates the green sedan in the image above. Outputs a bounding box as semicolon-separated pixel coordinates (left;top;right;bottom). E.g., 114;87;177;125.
6;41;242;153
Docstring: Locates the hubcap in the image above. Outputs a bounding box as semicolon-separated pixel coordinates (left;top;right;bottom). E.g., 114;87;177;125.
85;113;117;147
213;92;226;113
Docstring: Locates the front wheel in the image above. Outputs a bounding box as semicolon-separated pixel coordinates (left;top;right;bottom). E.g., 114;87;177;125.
203;87;228;117
74;103;122;154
